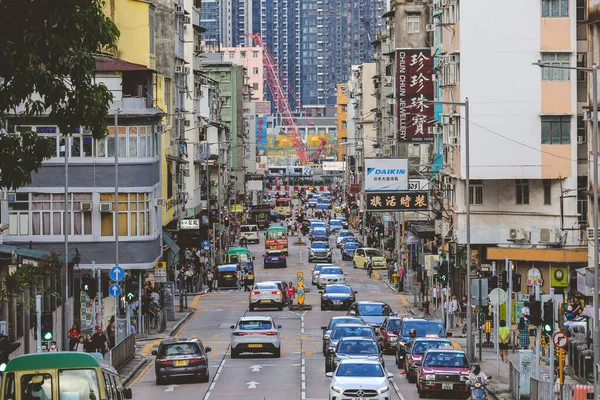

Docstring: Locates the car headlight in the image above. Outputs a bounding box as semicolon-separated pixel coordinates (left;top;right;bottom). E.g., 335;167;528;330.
425;374;436;381
378;386;390;394
331;385;342;393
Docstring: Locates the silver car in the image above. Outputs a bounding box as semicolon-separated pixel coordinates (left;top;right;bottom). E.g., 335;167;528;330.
327;359;393;400
317;266;346;289
249;281;284;311
311;263;333;285
230;316;282;358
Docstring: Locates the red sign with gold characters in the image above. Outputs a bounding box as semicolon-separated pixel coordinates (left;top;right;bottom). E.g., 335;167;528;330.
396;48;435;143
365;192;429;212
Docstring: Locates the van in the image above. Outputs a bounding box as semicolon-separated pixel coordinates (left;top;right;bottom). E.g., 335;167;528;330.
240;224;260;244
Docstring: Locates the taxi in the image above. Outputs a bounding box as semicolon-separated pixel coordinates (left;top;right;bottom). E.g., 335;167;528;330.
405;339;453;383
417;348;470;398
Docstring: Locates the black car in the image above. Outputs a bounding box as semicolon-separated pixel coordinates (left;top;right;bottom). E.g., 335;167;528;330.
394;317;449;369
347;301;396;331
217;264;238;288
320;284;357;310
327;336;384;373
320;316;366;353
153;338;211;384
264;250;287;268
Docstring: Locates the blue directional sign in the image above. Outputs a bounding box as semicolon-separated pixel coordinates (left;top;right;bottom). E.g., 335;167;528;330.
109;284;121;297
110;265;124;282
201;240;211;250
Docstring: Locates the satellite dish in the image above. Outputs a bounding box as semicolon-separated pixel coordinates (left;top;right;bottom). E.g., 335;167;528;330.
489;288;507;306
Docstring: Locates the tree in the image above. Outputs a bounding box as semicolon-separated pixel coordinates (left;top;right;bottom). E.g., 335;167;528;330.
0;0;119;189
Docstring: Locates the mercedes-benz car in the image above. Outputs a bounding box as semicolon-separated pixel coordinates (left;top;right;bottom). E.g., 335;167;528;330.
310;227;329;242
309;241;332;263
417;349;470;398
326;359;394;400
327;336;384;373
230;316;282;358
405;338;453;383
317;266;346;289
320;284;356;310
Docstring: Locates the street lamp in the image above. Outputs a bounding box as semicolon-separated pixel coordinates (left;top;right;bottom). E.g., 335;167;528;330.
533;61;599;396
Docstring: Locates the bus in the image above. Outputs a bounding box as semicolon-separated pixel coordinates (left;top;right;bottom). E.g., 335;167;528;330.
274;197;292;217
265;226;288;255
0;352;132;400
248;205;271;229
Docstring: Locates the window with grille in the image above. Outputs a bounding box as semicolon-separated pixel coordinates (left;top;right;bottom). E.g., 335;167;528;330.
542;0;569;17
541;53;570;81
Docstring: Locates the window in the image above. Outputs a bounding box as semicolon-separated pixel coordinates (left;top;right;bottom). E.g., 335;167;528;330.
577;53;587;82
577;116;587;144
543;179;552;205
21;373;53;400
100;193;152;237
516;179;530;205
541;53;570;81
469;180;483;205
253;67;259;75
8;193;29;236
228;52;234;59
3;372;15;400
30;193;92;236
253;51;259;58
164;78;172;126
252;82;259;90
542;0;569;17
240;51;246;58
577;0;586;21
59;369;101;400
407;14;420;33
96;126;156;158
541;116;571;144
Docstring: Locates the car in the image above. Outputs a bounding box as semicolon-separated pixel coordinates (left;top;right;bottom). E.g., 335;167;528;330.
325;323;379;362
336;230;354;247
378;316;403;355
321;316;366;353
329;219;343;232
249;281;285;311
309;241;332;263
263;250;287;268
328;336;385;373
320;284;356;310
308;198;318;208
239;224;259;244
405;338;453;383
217;264;239;288
353;247;387;269
347;301;396;331
341;242;359;260
270;210;285;222
230;316;282;358
338;217;349;229
311;263;332;285
153;338;211;384
395;318;450;371
317;266;347;289
339;236;361;249
318;198;332;209
417;349;470;398
326;359;394;400
310;220;328;232
310;227;329;242
316;203;329;212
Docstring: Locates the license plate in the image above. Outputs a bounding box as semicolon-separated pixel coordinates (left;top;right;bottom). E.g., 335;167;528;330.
333;301;342;305
248;344;263;348
271;246;277;249
352;398;366;400
261;299;271;303
174;360;188;367
442;383;453;390
224;275;233;278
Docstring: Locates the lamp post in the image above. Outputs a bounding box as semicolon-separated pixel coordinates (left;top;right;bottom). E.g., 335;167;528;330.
534;61;598;397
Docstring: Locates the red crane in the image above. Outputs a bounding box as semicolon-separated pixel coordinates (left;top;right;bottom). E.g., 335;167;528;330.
247;34;327;163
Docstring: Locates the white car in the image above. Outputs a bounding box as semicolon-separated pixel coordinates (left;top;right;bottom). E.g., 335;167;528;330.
230;316;281;358
249;281;284;311
326;359;393;400
240;224;259;244
336;230;354;248
312;263;333;285
317;266;346;289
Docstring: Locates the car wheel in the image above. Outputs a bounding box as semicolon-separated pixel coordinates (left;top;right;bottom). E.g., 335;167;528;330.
395;355;401;368
353;262;357;269
231;349;239;359
278;304;284;311
325;361;331;373
155;377;164;385
418;385;427;398
273;348;281;358
321;302;327;310
408;374;416;384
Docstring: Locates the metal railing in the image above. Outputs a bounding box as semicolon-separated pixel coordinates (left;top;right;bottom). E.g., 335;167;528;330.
509;361;521;400
132;309;167;339
110;330;135;371
530;376;552;400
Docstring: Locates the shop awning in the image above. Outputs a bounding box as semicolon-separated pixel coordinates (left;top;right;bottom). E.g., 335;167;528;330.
487;247;587;263
162;229;180;265
0;244;78;263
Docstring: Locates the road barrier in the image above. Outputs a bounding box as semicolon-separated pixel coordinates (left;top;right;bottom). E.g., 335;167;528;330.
110;330;135;371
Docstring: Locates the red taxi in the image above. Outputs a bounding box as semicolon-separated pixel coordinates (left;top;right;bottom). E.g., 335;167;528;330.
405;339;453;383
378;316;402;354
417;348;470;398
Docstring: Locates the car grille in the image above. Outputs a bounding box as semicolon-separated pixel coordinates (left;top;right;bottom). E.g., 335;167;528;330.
435;374;461;382
342;389;378;397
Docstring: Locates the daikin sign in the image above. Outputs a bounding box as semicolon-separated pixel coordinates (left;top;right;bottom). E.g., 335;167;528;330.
364;159;409;192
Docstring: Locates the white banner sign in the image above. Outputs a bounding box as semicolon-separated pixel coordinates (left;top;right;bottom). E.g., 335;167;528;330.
179;219;200;230
365;158;409;192
322;161;346;171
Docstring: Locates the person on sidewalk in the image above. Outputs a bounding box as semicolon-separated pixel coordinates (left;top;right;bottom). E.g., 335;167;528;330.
516;316;530;349
73;336;86;352
212;268;220;292
206;269;214;292
448;295;458;328
498;319;510;363
366;256;374;278
431;285;438;311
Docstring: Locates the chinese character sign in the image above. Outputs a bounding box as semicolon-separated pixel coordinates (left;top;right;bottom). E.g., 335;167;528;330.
256;117;268;156
255;101;271;114
365;192;429;212
396;49;434;143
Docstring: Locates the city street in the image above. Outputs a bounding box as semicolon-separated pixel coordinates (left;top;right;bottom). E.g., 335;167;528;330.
127;225;463;400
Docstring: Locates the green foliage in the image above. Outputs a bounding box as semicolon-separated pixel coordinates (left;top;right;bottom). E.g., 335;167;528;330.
0;0;120;189
3;251;63;302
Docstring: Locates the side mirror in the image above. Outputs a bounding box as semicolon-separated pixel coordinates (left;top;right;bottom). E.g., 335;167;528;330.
151;350;158;356
123;387;133;399
325;372;333;378
387;373;394;379
321;325;327;330
488;375;493;380
205;347;212;352
319;291;324;294
354;291;358;294
230;325;235;329
446;332;453;337
348;310;356;316
324;334;330;340
278;325;282;329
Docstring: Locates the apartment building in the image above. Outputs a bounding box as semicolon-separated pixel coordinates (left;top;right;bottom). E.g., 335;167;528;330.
336;84;349;161
220;47;265;101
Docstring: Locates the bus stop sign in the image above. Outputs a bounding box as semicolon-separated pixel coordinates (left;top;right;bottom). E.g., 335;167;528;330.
297;272;304;288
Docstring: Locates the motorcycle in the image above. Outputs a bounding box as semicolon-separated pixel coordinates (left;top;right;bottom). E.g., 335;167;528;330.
469;377;491;400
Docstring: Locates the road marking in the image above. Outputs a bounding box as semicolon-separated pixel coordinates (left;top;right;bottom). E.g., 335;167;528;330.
129;360;153;387
164;384;178;392
399;294;409;306
190;294;201;308
246;381;260;389
140;339;160;356
203;349;227;400
373;270;380;280
299;249;303;264
301;356;306;399
250;365;263;372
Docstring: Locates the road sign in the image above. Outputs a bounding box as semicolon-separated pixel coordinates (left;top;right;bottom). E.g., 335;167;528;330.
488;288;507;306
109;284;121;297
297;272;304;288
154;261;167;283
297;288;305;305
553;331;568;348
155;261;166;269
109;266;124;282
201;240;211;250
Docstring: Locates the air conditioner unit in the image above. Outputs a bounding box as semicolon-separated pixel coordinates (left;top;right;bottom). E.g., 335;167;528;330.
426;24;435;32
508;228;529;241
448;54;459;64
183;67;190;74
177;183;186;191
578;136;586;144
432;73;440;82
99;202;112;213
175;65;183;73
154;198;166;207
79;202;93;212
154;125;166;134
174;4;183;13
450;136;459;146
195;44;202;53
183;15;191;24
588;227;596;240
442;116;451;124
583;111;591;121
539;228;557;243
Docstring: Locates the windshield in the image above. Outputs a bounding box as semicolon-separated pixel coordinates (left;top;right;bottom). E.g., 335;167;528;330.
336;363;384;377
239;320;273;330
219;266;237;272
276;199;291;206
402;321;445;337
58;369;101;400
311;222;326;227
21;373;53;400
314;265;325;272
330;318;361;330
412;340;453;355
162;343;200;356
255;284;278;290
386;319;401;331
339;231;351;237
241;226;257;232
338;340;379;354
321;268;342;275
357;304;386;316
332;326;373;339
365;249;383;257
330;220;342;225
266;230;287;239
312;242;329;249
326;286;352;294
344;244;358;250
423;352;468;368
313;229;327;236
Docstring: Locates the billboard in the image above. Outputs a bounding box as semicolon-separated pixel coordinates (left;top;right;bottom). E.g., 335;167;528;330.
396;48;435;143
364;158;408;192
256;117;267;156
322;161;346;171
255;101;271;114
365;191;429;212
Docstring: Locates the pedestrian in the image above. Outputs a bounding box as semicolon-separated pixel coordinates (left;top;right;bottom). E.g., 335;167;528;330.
517;316;530;349
212;268;220;292
206;269;214;292
236;266;242;291
366;256;374;278
73;336;86;352
286;282;296;307
68;322;80;351
242;268;249;291
448;295;458;328
48;341;59;352
432;285;438;311
84;333;95;353
186;266;194;292
92;324;109;355
107;316;116;348
498;319;510;363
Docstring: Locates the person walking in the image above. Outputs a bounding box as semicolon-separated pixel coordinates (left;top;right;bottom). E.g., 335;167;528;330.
286;282;296;307
206;269;214;292
84;333;95;353
212;268;220;292
498;319;510;363
448;295;458;328
366;256;374;278
73;336;86;352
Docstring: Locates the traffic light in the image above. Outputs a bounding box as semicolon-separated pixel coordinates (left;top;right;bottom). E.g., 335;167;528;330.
488;275;498;292
224;215;230;227
125;276;139;302
501;270;508;291
438;261;448;284
512;273;522;292
0;335;21;367
81;274;97;299
528;300;542;326
41;311;53;341
543;300;554;335
296;212;304;223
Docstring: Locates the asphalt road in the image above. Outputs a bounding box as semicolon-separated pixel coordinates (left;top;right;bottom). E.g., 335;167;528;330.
128;221;464;400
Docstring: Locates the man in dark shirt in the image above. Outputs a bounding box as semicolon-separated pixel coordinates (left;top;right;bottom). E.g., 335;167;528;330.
92;324;108;355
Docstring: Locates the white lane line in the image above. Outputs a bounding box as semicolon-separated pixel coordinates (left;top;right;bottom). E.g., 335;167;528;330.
301;350;306;399
203;349;227;400
299;249;303;264
209;382;216;390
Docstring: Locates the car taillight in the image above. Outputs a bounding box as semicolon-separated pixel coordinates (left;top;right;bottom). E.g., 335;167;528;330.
279;256;285;259
218;273;222;277
251;291;260;296
156;359;172;365
233;332;248;336
265;332;278;336
272;291;281;295
190;357;205;363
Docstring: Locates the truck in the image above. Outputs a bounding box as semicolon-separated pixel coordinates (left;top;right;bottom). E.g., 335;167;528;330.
248;205;271;230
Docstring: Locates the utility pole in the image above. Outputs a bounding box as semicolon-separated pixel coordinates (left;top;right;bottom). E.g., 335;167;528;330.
36;294;42;353
63;132;70;352
114;110;120;325
534;283;541;379
506;256;512;330
549;287;555;398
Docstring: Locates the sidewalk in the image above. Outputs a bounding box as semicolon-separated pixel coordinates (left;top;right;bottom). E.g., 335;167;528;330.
119;294;200;384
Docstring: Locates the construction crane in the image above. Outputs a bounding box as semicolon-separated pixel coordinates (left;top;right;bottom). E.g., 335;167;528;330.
247;34;327;163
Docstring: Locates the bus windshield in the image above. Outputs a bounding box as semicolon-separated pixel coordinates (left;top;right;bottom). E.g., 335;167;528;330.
275;199;291;207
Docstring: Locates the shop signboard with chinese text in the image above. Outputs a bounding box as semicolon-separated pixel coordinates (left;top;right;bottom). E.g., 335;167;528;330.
256;117;268;157
396;48;434;143
179;219;200;230
365;158;408;192
365;191;428;212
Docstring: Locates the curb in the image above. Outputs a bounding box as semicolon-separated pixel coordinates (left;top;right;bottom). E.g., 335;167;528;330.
122;356;149;385
168;308;196;337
